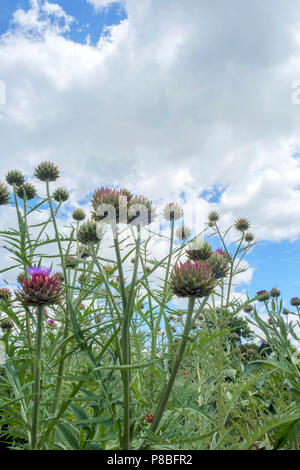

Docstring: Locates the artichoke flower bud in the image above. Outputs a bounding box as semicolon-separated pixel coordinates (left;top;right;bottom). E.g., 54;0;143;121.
243;304;253;313
0;319;14;331
65;256;77;269
175;225;192;240
16;266;63;306
234;217;251;233
53;187;69;202
77;219;104;245
162;202;183;221
0;287;12;305
290;297;300;307
208;249;230;279
170;260;217;298
186;237;213;261
16;183;37;201
256;290;270;302
207;210;220;227
0;182;10;205
269;287;281;298
72;208;86;221
6;169;25;187
244;232;255;243
34;161;60;182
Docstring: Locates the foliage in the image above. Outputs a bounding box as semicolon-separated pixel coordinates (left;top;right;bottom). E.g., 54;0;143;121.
0;164;299;451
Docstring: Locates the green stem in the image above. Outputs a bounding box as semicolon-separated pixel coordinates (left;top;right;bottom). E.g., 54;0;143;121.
45;181;68;283
45;181;70;414
122;224;141;449
29;202;62;261
152;218;175;357
129;226;154;342
114;229;127;310
31;306;44;450
225;233;244;309
140;296;196;449
89;244;122;321
12;188;34;387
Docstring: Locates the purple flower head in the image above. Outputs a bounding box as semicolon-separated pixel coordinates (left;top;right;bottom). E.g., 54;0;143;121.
170;260;218;298
27;266;51;277
16;267;63;306
290;297;300;307
209;250;230;279
256;290;270;302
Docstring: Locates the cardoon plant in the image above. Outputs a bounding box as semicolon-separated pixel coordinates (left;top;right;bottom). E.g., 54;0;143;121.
6;169;25;187
16;266;63;306
0;287;12;304
0;182;10;205
186;237;213;261
16;266;63;450
5;162;297;452
16;183;37;201
92;187;127;223
52;187;69;203
140;259;219;447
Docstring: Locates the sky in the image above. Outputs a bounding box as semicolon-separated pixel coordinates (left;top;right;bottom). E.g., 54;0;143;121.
1;0;300;308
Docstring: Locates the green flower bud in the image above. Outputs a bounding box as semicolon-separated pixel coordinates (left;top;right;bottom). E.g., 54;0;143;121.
77;219;104;245
0;182;10;205
34;161;60;182
234;217;251;233
16;183;37;201
186;237;213;261
53;187;69;202
6;170;25;187
72;208;86;221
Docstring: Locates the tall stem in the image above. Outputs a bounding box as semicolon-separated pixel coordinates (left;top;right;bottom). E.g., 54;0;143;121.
122;224;141;449
152;218;175;357
140;296;196;449
31;306;44;450
12;187;34;388
45;181;70;414
225;233;244;309
114;228;127;310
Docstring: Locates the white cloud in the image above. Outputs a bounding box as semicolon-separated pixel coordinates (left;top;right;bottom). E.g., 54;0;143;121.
87;0;125;10
1;0;300;245
12;0;74;35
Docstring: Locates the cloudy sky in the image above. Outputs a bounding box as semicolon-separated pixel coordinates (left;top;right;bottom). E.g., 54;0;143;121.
1;0;300;305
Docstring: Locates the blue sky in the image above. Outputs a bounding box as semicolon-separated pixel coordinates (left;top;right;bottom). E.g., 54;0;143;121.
1;0;300;311
0;0;126;44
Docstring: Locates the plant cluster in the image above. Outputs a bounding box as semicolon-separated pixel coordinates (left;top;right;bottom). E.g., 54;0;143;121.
0;163;299;451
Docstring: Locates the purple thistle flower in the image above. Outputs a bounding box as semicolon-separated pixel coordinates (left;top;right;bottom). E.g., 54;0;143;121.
127;194;156;226
208;250;230;279
16;266;63;306
170;260;218;298
27;266;52;277
92;187;156;225
290;297;300;307
92;187;127;223
256;290;270;302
